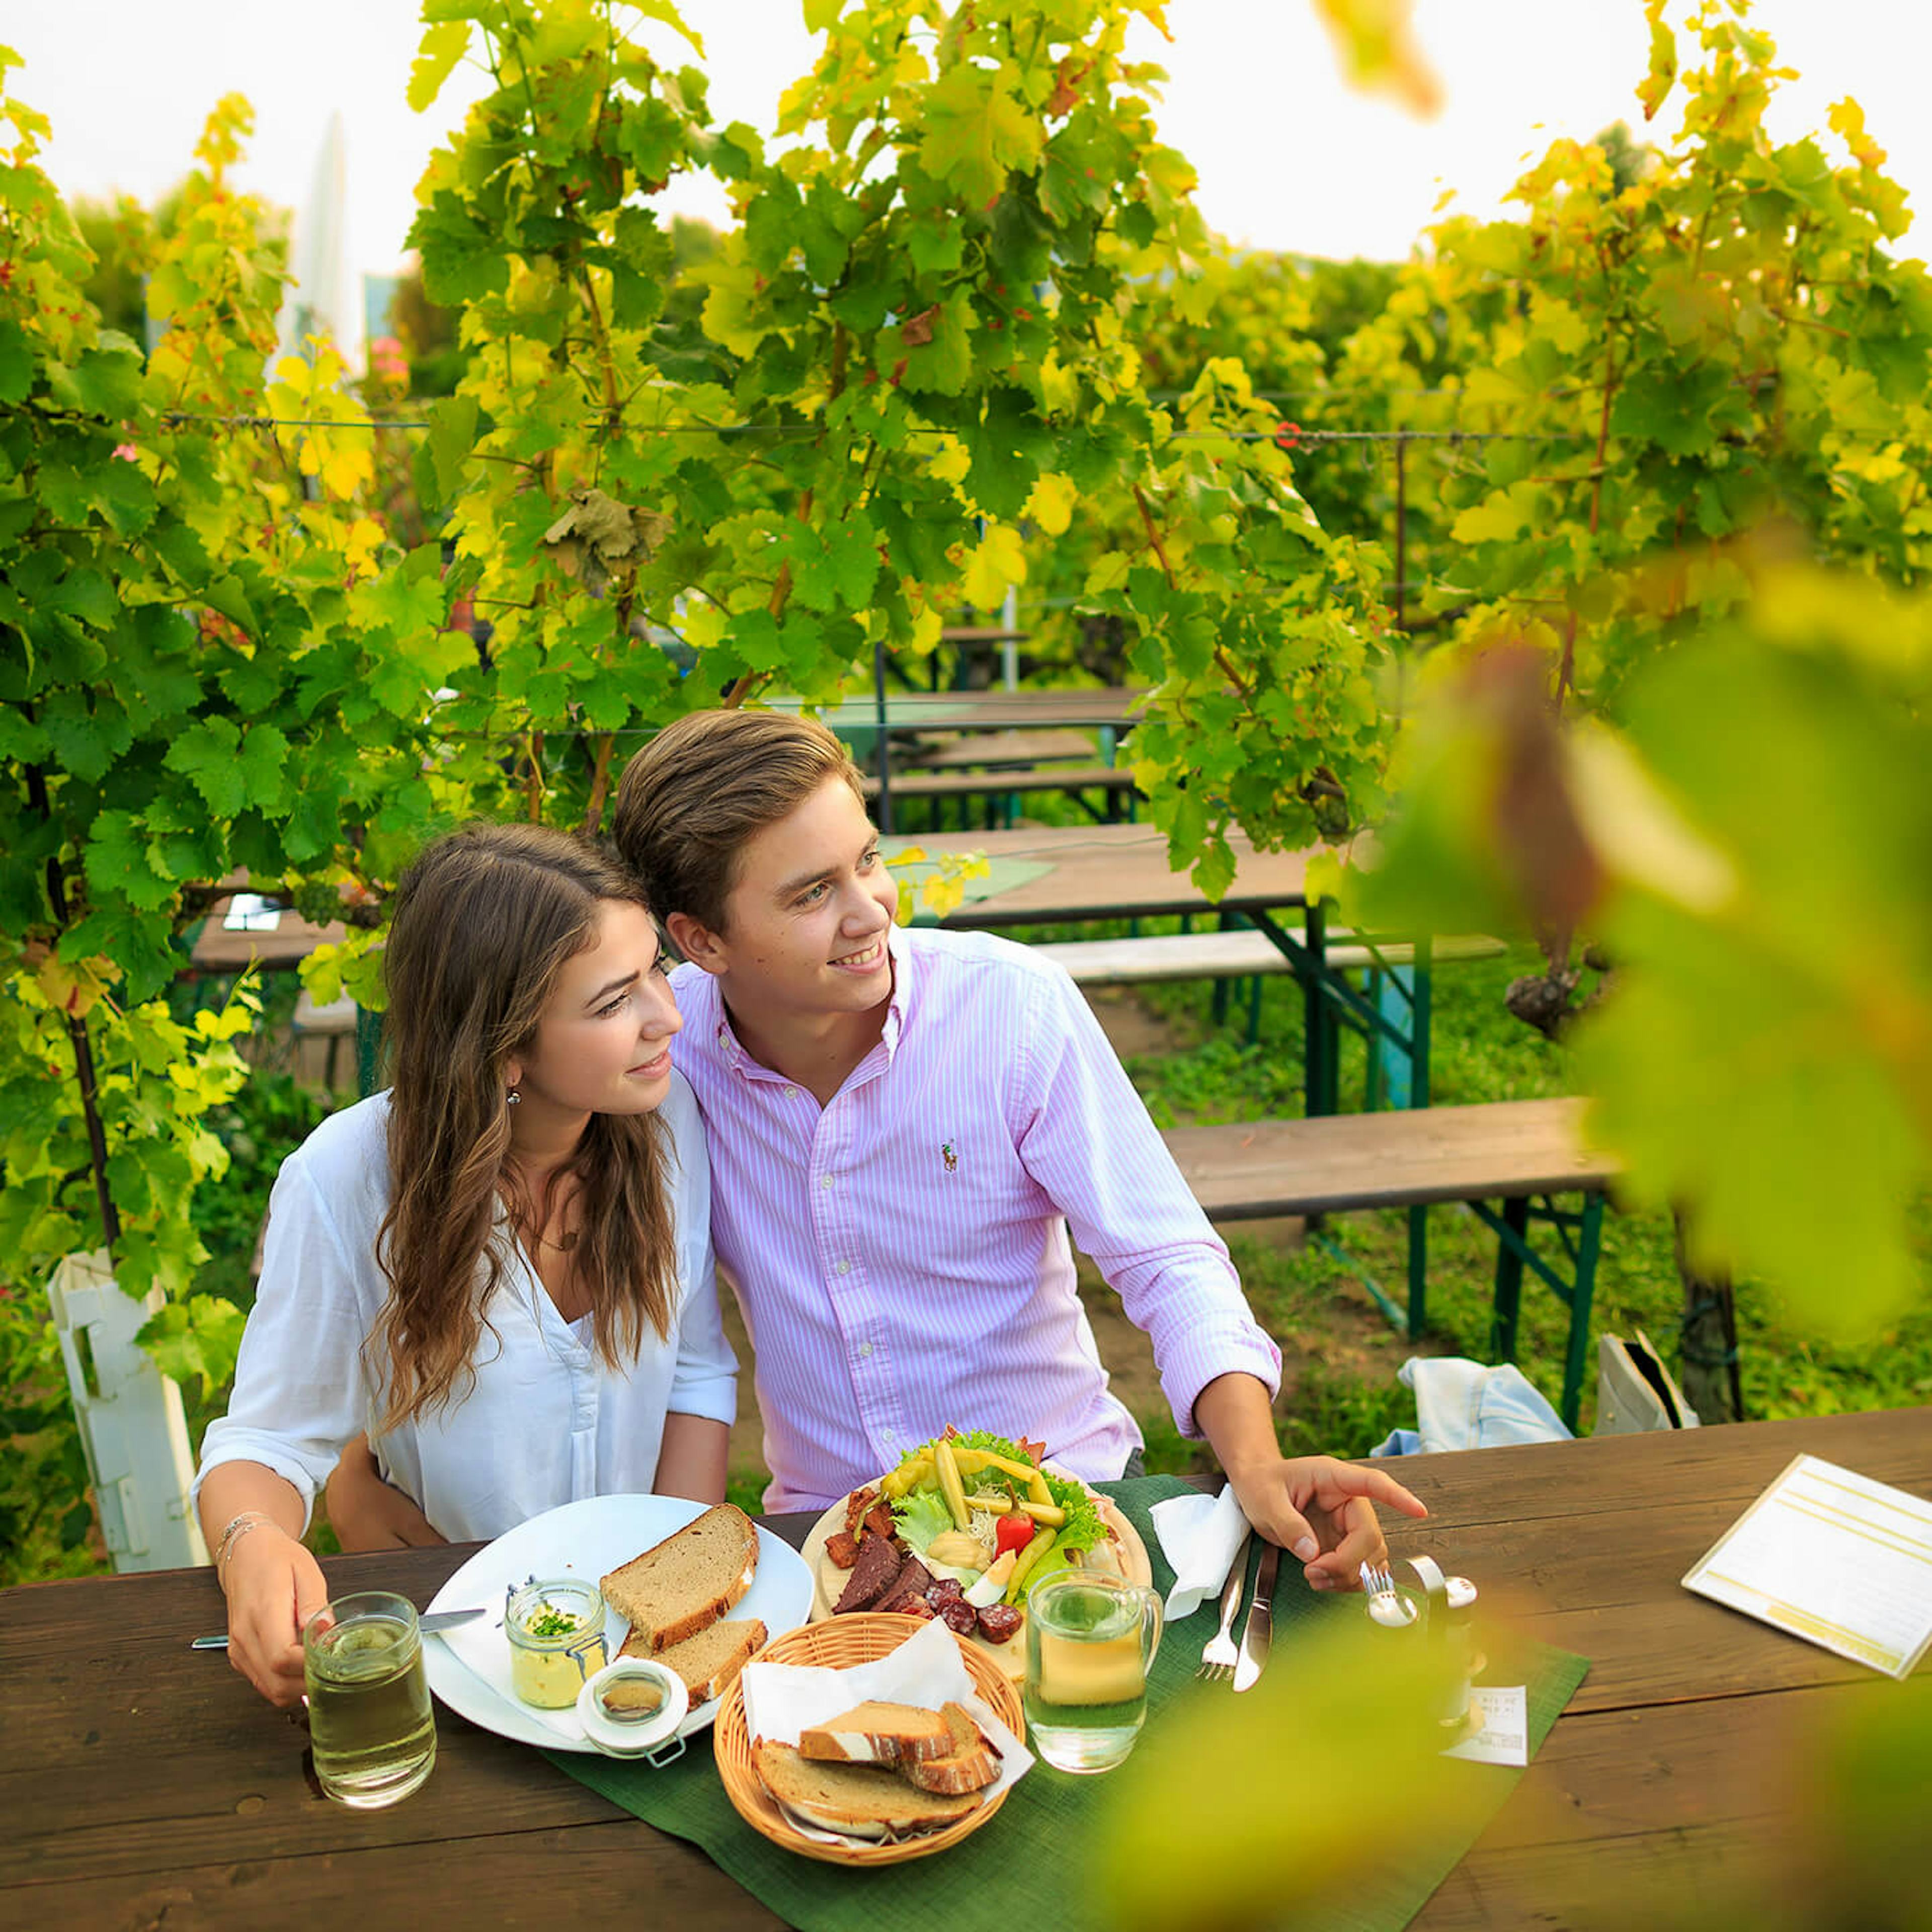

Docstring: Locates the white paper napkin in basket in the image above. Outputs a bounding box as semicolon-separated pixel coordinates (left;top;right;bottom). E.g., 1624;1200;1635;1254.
1149;1484;1253;1619
740;1618;1032;1844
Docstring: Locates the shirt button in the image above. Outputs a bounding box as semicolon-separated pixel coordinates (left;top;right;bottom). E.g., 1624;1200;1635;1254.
835;1259;850;1276
784;1085;797;1099
821;1174;834;1190
859;1342;873;1358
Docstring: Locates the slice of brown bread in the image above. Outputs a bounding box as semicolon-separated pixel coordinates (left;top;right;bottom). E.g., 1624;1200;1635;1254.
797;1701;953;1767
621;1617;767;1703
898;1701;1000;1796
601;1503;759;1652
752;1742;983;1840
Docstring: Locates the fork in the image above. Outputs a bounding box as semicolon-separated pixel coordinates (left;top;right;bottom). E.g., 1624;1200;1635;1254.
1359;1560;1395;1598
1197;1530;1253;1681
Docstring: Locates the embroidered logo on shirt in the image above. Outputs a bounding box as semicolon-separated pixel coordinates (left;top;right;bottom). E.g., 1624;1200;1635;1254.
941;1140;957;1173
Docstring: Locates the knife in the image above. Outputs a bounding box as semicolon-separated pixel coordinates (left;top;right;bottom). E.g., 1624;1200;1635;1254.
190;1606;487;1650
1232;1541;1279;1693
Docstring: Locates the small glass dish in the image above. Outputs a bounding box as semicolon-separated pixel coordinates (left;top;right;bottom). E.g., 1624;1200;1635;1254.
577;1657;690;1758
505;1577;608;1709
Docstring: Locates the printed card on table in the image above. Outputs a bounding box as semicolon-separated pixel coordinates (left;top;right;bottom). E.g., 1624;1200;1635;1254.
1682;1454;1932;1680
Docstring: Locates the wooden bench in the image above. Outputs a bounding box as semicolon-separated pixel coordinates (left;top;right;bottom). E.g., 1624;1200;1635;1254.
1034;928;1504;986
862;763;1138;804
1161;1097;1621;1430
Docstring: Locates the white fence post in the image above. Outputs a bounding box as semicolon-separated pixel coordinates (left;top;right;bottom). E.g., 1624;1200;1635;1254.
45;1251;209;1571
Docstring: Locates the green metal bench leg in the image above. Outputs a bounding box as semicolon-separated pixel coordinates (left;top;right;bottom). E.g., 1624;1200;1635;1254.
1489;1194;1530;1365
1559;1192;1605;1433
1406;1203;1428;1337
1303;901;1334;1116
355;1005;383;1099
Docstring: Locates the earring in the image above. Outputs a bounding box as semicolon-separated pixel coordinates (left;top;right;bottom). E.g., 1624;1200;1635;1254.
506;1087;521;1107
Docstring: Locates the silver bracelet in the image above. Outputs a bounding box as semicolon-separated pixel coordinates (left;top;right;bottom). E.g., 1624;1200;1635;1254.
213;1510;276;1580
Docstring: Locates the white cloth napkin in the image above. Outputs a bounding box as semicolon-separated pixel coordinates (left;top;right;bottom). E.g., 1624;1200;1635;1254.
1149;1484;1252;1620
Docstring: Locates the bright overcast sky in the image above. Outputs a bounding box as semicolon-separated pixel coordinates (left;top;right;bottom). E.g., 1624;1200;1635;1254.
13;1;1932;288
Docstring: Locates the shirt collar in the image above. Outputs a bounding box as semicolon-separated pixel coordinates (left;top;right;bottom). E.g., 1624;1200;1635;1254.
879;921;912;1058
706;925;910;1081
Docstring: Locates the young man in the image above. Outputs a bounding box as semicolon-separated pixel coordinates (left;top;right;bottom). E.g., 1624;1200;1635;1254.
607;708;1422;1588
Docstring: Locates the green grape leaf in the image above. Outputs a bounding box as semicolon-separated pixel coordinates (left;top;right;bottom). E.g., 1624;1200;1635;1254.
163;716;248;818
135;1295;246;1400
81;810;176;912
918;62;1044;210
0;320;32;403
46;341;142;418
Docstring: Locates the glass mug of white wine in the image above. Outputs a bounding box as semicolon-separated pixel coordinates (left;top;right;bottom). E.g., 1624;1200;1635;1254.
1023;1571;1164;1774
302;1591;438;1808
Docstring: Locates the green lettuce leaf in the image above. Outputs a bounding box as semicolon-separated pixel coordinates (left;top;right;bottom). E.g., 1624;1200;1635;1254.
891;1485;954;1552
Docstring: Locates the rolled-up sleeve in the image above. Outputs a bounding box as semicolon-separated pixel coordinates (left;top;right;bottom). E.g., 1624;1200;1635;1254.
190;1150;373;1532
1013;965;1282;1436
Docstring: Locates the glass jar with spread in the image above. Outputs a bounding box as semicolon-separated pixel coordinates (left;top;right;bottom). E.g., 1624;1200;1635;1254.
505;1577;607;1709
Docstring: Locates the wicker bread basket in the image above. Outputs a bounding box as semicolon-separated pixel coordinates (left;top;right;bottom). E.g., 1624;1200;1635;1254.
712;1615;1026;1866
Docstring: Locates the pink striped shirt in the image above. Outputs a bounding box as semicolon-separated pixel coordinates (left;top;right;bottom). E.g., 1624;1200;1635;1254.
671;925;1282;1510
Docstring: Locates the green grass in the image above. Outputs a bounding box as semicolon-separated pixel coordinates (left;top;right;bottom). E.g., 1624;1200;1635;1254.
1099;933;1932;1451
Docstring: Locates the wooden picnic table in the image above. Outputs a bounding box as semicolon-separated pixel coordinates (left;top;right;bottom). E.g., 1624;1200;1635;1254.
891;821;1317;928
776;687;1147;735
2;1407;1922;1927
189;897;347;973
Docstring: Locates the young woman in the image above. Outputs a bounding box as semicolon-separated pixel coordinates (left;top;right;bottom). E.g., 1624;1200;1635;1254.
193;824;736;1707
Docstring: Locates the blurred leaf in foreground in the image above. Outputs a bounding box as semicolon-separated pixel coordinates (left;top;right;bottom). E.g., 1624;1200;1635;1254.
1090;1615;1485;1929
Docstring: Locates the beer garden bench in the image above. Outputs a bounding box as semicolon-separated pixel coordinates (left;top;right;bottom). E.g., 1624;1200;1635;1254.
1160;1096;1620;1431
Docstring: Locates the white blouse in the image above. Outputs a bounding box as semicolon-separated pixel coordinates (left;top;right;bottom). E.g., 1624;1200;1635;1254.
193;1074;737;1543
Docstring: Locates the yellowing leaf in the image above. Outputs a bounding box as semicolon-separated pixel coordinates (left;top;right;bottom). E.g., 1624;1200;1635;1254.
343;516;386;577
1528;291;1588;356
1829;96;1886;171
408;21;470;113
1637;0;1676;122
1567;724;1736;913
928;435;971;486
318;436;374;500
1024;472;1078;536
682;601;728;650
908;600;944;654
919;62;1043;208
1451;483;1537;545
962;524;1027;607
1311;0;1442;117
35;952;119;1020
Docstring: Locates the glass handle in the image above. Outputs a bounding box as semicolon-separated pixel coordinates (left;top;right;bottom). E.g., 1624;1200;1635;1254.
1143;1586;1164;1671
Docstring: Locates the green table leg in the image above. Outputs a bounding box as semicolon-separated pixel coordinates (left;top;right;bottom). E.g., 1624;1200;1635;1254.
1490;1194;1531;1364
1560;1193;1605;1432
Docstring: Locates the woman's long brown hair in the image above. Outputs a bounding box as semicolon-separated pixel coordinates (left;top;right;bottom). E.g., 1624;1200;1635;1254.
371;823;680;1432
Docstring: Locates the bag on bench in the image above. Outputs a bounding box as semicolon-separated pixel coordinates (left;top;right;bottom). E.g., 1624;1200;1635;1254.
1593;1329;1700;1434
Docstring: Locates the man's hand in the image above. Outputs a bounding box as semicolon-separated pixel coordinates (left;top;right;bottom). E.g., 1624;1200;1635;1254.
1225;1455;1427;1590
325;1434;444;1551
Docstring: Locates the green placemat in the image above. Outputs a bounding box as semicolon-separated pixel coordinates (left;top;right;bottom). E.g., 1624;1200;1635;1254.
547;1478;1589;1932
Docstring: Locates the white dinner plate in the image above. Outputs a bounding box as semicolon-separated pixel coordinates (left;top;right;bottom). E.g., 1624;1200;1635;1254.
423;1494;814;1753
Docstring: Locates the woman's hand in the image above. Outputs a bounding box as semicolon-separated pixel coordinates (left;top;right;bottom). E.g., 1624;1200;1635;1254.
325;1434;444;1550
220;1523;331;1707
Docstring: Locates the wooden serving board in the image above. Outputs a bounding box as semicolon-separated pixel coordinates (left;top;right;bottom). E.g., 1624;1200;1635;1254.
798;1474;1152;1682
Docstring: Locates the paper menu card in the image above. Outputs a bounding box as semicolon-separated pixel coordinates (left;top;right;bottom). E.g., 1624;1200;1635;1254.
1682;1454;1932;1680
